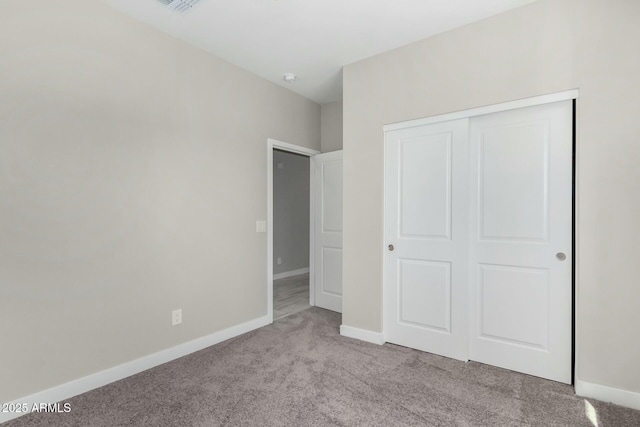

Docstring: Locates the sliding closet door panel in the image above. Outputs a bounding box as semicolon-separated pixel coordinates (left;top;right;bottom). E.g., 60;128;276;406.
384;119;469;361
469;101;572;384
479;123;548;241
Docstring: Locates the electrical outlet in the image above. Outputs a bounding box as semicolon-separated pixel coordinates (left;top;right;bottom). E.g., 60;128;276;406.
277;257;282;265
256;220;266;233
172;309;182;326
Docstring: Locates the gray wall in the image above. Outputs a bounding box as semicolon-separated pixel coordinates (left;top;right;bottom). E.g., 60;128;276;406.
321;101;343;152
342;0;640;396
0;0;320;402
273;150;310;275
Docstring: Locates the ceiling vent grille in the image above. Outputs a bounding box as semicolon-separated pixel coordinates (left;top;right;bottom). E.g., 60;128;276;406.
156;0;205;15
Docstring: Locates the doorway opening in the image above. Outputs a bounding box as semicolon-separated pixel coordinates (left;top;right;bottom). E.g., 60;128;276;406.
272;148;312;320
266;139;320;323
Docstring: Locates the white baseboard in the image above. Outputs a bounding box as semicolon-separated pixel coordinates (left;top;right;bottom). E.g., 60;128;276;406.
575;379;640;411
273;267;309;280
0;314;271;424
340;324;385;345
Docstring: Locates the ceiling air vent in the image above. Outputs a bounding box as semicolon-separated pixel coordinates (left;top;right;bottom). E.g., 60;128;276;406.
156;0;205;15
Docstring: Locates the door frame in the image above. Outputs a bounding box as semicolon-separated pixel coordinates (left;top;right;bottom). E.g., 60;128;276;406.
267;138;320;323
384;90;579;132
382;89;579;382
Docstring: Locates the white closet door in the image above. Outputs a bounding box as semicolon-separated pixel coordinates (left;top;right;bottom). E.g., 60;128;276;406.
384;119;470;361
314;151;343;313
468;101;573;384
383;100;573;383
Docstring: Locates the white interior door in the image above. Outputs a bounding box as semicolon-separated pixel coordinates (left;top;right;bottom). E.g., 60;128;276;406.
468;101;572;383
314;151;343;313
383;100;573;384
384;119;470;361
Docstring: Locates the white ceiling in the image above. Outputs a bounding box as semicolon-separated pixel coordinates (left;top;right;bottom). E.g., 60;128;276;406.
106;0;538;104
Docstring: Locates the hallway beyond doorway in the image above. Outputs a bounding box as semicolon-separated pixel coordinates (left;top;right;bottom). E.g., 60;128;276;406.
273;273;310;320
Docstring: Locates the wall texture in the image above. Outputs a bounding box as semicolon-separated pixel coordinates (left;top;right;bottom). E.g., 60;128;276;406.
342;0;640;396
273;150;310;275
321;101;343;152
0;0;320;402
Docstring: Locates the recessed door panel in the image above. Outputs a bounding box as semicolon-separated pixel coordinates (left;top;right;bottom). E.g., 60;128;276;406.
478;264;549;349
322;162;343;233
479;122;549;242
400;134;452;239
322;247;343;296
399;259;451;332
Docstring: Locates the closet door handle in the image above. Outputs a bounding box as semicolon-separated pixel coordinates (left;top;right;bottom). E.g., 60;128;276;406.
388;244;395;252
556;252;566;261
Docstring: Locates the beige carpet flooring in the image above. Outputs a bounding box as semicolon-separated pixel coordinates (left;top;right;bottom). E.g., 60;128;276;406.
5;308;640;426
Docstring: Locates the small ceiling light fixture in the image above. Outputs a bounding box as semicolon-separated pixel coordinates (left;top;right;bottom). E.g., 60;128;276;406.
283;73;297;83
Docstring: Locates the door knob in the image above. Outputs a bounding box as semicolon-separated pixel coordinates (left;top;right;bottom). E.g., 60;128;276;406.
556;252;566;261
388;244;395;252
